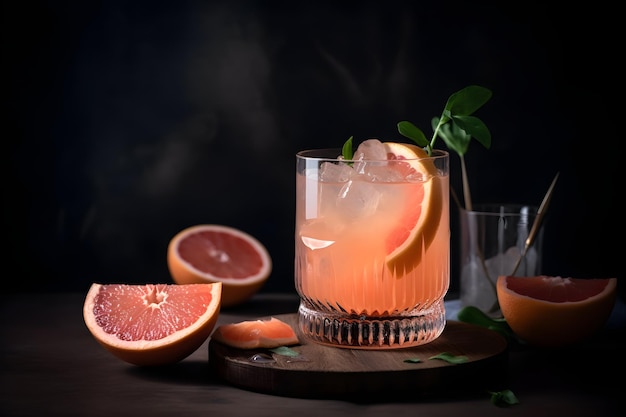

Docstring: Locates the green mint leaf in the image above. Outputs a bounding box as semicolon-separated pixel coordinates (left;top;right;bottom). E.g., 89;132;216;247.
486;325;515;340
269;346;300;357
397;121;429;148
445;85;493;116
399;85;491;157
342;136;354;160
457;306;515;340
450;115;492;149
393;84;491;210
428;352;469;364
403;357;422;363
434;118;471;156
457;305;497;327
489;389;520;407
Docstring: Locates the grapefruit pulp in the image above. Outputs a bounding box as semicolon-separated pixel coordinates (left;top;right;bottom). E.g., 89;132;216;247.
497;275;617;347
211;317;299;349
382;142;443;274
83;282;222;366
167;224;272;307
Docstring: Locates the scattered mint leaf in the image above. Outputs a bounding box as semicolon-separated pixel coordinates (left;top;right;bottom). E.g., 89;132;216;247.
489;389;520;407
428;352;469;364
457;305;515;341
403;357;422;363
269;346;299;357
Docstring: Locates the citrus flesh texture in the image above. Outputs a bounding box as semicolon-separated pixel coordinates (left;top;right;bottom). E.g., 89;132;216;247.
211;317;299;349
167;224;272;307
497;275;617;348
382;142;442;274
83;282;222;366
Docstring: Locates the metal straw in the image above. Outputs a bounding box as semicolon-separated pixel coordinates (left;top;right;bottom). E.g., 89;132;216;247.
510;172;560;276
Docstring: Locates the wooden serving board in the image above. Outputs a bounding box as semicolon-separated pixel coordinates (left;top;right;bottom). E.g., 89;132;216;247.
209;313;508;399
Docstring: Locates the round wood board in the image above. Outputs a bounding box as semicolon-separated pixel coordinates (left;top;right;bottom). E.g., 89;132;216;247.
208;313;508;399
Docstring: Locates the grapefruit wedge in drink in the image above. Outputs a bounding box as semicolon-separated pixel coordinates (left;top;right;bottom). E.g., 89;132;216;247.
382;142;443;274
167;224;272;307
83;282;222;366
497;275;617;347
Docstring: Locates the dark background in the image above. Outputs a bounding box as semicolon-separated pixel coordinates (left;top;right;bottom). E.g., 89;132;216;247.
4;1;621;298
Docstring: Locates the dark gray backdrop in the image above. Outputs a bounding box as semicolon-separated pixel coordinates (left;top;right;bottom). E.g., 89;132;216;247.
5;0;620;298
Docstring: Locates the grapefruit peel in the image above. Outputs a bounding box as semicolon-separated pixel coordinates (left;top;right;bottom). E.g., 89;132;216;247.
496;275;617;348
211;317;299;350
382;142;443;274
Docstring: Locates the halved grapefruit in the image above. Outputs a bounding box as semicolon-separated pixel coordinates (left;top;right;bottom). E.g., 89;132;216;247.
382;142;443;274
167;225;272;307
211;317;299;349
497;275;617;347
83;282;222;366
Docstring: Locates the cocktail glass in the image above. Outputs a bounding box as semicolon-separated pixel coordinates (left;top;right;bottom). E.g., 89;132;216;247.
294;141;449;349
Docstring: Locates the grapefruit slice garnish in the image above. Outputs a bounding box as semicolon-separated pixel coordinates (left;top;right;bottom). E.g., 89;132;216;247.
167;224;272;308
211;317;299;349
497;275;617;347
382;142;443;274
83;282;222;366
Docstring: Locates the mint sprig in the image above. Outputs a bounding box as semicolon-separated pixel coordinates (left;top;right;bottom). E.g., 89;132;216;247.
398;85;492;210
341;85;492;210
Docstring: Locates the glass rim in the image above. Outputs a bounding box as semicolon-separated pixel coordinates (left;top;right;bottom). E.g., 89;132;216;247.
460;203;539;216
296;147;449;162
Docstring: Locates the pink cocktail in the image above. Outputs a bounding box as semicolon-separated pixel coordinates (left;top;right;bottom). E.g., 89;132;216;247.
295;139;450;349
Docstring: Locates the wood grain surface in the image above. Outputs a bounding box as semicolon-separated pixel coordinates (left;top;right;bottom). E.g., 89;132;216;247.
209;313;508;400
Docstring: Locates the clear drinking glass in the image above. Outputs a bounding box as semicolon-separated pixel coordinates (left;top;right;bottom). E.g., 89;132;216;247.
459;203;544;316
294;147;450;349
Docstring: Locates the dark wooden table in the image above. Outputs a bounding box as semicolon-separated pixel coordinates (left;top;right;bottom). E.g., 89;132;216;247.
2;292;624;417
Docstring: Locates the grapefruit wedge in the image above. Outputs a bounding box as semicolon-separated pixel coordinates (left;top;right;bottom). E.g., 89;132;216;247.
497;275;617;347
211;317;299;349
167;224;272;307
83;282;222;366
382;142;443;274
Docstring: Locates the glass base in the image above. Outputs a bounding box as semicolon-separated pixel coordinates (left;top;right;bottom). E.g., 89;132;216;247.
297;299;446;349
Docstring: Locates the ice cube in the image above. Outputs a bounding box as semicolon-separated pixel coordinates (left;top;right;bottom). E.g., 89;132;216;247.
354;138;387;159
366;165;405;182
460;258;498;312
320;161;353;182
511;246;539;275
461;245;541;315
335;179;381;220
353;139;387;174
485;247;521;277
